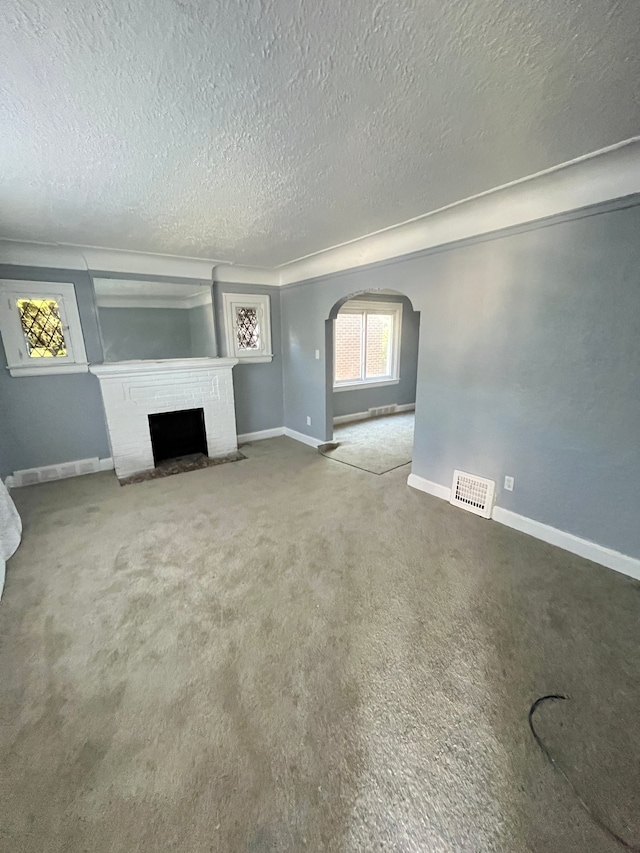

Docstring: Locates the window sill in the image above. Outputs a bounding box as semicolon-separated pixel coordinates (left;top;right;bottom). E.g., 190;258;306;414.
8;362;89;378
334;379;400;392
234;354;273;364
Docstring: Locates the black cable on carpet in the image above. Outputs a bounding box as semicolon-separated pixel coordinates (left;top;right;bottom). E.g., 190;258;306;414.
529;694;639;851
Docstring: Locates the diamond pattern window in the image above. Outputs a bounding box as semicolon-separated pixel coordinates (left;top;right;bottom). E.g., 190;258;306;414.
235;306;260;350
17;298;68;358
222;293;272;362
334;300;402;389
0;280;88;376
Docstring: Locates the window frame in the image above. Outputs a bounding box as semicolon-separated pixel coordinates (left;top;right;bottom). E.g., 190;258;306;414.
0;280;89;377
222;292;273;363
333;299;403;391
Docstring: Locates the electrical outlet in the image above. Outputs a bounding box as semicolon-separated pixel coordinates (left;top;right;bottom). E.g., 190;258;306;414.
504;475;514;491
306;416;312;426
315;349;320;359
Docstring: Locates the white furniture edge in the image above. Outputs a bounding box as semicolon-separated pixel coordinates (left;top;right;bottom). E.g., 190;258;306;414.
407;472;640;581
3;137;639;287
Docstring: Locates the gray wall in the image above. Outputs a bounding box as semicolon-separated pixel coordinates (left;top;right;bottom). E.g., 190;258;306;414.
332;294;419;419
0;266;111;478
189;304;216;357
213;283;284;435
0;272;283;478
98;306;193;361
282;199;640;558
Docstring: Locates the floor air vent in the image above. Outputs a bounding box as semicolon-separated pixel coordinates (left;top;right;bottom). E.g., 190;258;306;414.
450;470;495;518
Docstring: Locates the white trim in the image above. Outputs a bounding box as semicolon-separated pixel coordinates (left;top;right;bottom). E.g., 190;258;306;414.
2;138;638;287
283;427;323;448
0;279;89;377
333;403;415;424
407;473;452;502
222;292;273;362
9;456;114;487
0;240;222;279
95;294;211;310
7;362;89;377
89;357;238;378
333;411;370;425
407;472;640;580
334;379;400;392
237;427;285;443
492;507;640;581
213;264;279;286
334;299;402;388
277;136;640;285
4;476;15;490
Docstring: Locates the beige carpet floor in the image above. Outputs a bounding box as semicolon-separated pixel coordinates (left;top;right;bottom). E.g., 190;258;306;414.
322;412;415;474
1;436;639;852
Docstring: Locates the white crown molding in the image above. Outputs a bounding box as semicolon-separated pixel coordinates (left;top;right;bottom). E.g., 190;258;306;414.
2;137;639;287
0;240;221;280
277;136;640;285
95;291;212;310
213;264;280;286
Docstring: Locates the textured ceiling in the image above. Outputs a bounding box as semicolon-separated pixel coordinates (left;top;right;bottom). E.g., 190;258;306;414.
1;0;640;267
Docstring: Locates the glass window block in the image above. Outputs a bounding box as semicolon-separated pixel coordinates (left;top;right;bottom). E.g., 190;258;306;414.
235;306;260;349
17;298;67;358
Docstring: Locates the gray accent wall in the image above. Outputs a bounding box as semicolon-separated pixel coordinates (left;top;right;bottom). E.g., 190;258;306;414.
212;282;284;435
98;307;193;361
189;304;216;357
332;294;419;419
0;265;111;478
282;199;640;559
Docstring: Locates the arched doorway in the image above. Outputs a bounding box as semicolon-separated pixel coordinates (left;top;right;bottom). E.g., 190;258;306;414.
323;289;420;474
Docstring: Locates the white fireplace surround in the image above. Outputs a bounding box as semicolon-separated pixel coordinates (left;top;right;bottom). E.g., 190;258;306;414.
90;358;239;478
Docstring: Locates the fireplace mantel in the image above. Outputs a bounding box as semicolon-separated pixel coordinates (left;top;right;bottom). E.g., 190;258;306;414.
90;358;239;478
90;357;238;379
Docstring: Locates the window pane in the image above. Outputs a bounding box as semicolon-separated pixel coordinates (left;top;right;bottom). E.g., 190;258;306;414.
17;298;67;358
334;313;363;382
236;306;260;349
365;313;393;378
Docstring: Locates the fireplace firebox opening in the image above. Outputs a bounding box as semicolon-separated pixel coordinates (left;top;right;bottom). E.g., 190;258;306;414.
148;408;207;466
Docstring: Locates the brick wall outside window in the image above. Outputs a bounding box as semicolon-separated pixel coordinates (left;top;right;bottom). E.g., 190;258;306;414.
334;308;395;384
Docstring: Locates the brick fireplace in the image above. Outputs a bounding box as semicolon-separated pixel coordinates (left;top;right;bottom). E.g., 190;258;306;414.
90;358;238;479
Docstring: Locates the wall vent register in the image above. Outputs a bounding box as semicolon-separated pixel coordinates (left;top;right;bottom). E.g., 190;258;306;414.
450;470;496;518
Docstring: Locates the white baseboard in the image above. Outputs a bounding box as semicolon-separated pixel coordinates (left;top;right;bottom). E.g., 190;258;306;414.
283;427;323;448
407;472;452;502
237;427;285;443
492;506;640;581
407;472;640;580
334;403;415;425
333;411;369;425
9;456;115;488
